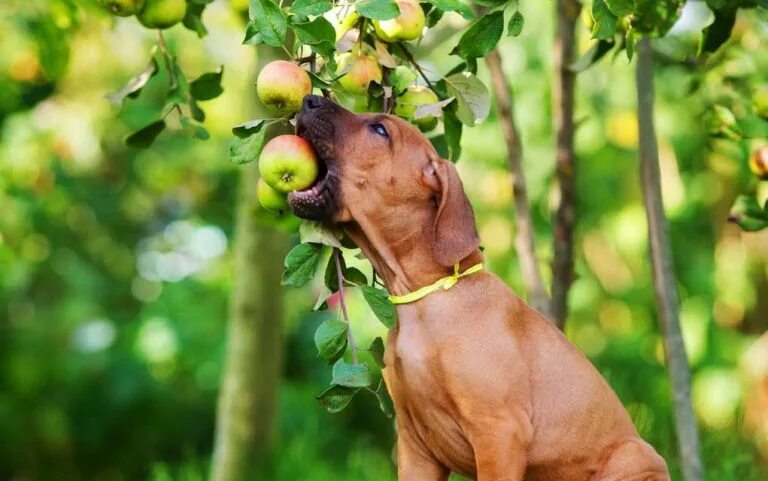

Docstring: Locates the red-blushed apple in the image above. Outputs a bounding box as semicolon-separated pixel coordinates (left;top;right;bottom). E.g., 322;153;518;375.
394;85;439;131
750;146;768;180
373;0;425;42
259;135;319;193
256;61;312;116
336;53;382;94
100;0;145;16
137;0;186;29
257;178;290;214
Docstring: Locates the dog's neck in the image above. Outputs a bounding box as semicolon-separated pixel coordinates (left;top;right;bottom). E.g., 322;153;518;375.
341;221;484;297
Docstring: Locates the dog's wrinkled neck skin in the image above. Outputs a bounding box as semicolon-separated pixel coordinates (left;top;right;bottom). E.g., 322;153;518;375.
340;218;484;297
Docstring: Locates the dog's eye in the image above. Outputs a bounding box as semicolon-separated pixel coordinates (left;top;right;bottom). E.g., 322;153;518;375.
369;122;389;138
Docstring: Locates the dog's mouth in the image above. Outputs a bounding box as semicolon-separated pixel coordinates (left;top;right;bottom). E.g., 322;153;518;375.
288;115;340;220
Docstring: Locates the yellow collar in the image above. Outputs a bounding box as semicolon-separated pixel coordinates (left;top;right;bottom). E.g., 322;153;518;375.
388;263;484;305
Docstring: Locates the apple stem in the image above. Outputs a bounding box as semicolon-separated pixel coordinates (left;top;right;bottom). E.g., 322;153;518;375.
334;248;359;365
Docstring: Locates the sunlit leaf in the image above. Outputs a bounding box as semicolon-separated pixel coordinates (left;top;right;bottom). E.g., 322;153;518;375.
229;126;268;164
389;66;418;93
728;195;768;232
361;286;398;329
300;221;343;247
413;97;454;120
245;0;288;46
454;11;504;59
332;360;371;387
427;0;474;19
183;1;208;37
373;379;393;417
290;0;333;16
282;243;325;287
591;0;618;40
314;320;348;363
445;71;490;126
106;57;158;105
356;0;400;20
507;10;524;37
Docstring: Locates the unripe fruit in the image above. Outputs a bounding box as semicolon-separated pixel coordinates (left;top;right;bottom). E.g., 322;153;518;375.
750;146;768;180
373;0;425;42
257;60;312;116
336;53;382;94
394;86;439;131
137;0;186;29
753;86;768;120
257;178;289;213
334;10;360;41
259;135;319;193
99;0;145;16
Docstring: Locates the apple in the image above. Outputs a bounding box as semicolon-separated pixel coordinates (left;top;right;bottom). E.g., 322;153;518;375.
394;86;439;131
373;0;425;42
257;60;312;116
753;86;768;120
257;178;290;213
336;53;382;94
334;10;360;41
137;0;186;29
99;0;144;16
750;146;768;180
259;135;319;193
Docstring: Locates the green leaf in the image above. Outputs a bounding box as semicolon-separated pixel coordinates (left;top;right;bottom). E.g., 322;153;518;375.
631;0;684;36
183;1;208;37
591;0;618;40
189;66;224;101
443;108;463;161
324;252;344;292
445;71;490;126
282;243;325;287
316;384;358;413
125;120;165;148
290;0;333;16
292;16;336;57
332;360;371;387
229;127;268;164
189;98;206;122
246;0;288;47
373;379;394;417
728;195;768;232
361;285;398;329
368;337;385;368
427;0;474;19
356;0;401;20
507;10;524;37
570;39;615;72
344;267;368;286
232;119;265;138
300;220;343;247
699;7;736;55
454;11;504;59
181;117;210;140
309;72;333;89
389;66;418;94
314;320;348;363
106;57;158;104
604;0;635;17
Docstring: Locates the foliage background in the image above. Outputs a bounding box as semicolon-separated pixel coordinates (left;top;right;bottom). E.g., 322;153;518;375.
1;0;767;479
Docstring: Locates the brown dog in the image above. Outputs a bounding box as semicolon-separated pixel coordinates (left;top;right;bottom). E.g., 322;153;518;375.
290;95;670;481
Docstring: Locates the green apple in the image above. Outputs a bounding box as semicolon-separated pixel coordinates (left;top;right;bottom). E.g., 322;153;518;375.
99;0;145;16
336;53;382;94
373;0;425;42
257;60;312;116
334;10;360;41
750;146;768;180
753;86;768;120
394;85;439;131
259;135;319;193
137;0;186;29
257;178;290;213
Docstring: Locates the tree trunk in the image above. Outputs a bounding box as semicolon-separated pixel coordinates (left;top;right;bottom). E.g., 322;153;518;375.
210;46;288;481
635;38;704;481
550;0;580;330
484;49;549;315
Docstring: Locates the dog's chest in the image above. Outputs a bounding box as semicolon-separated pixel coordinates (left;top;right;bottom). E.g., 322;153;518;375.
385;326;477;476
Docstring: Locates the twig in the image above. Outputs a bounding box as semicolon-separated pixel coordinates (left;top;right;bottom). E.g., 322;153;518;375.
549;0;581;329
156;31;183;116
397;43;433;90
484;49;549;315
636;38;703;481
334;248;359;365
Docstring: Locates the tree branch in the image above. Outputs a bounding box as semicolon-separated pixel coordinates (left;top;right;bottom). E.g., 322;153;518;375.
484;49;549;314
636;38;704;481
549;0;581;330
334;248;359;365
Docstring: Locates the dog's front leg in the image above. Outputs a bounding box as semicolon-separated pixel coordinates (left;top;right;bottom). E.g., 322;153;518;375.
396;429;449;481
468;414;531;481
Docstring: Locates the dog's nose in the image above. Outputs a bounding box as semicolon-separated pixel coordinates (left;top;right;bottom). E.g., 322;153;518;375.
303;95;325;110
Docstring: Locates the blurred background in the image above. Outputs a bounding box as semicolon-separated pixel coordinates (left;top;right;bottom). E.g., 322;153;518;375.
1;0;767;479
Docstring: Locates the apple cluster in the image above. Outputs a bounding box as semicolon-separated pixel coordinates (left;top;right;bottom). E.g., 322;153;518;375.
257;135;320;214
99;0;187;29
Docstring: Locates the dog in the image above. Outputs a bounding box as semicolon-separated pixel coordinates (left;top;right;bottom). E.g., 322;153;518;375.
290;95;670;481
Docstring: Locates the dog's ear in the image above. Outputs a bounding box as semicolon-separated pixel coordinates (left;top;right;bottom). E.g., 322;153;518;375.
425;159;480;266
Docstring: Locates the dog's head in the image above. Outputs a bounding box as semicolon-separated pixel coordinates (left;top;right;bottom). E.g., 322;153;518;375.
290;95;479;266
